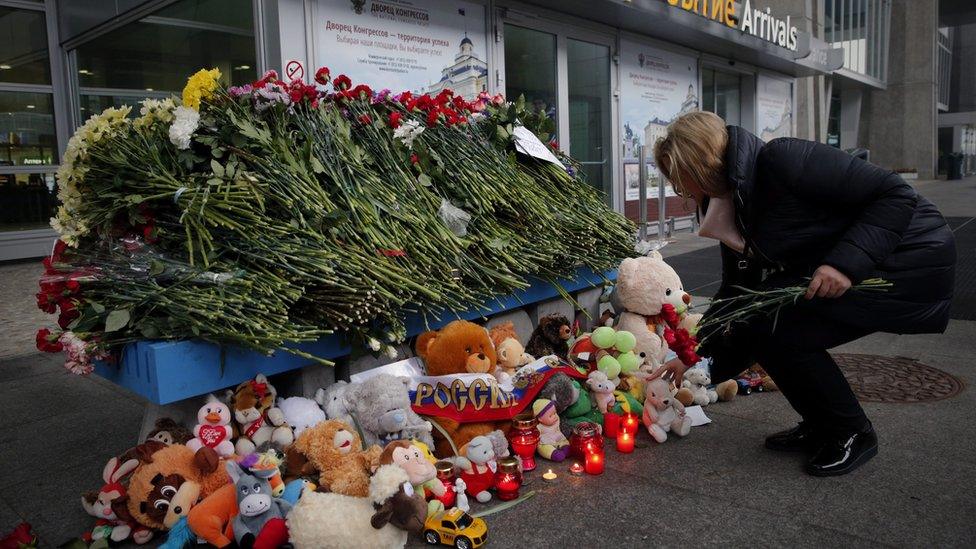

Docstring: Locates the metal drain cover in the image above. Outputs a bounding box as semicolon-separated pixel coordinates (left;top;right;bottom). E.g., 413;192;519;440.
833;353;964;403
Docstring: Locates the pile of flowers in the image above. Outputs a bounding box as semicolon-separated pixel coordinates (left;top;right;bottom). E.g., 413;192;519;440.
36;67;635;373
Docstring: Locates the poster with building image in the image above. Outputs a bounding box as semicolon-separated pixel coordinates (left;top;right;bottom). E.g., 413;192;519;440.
757;74;793;141
619;39;699;201
314;0;487;98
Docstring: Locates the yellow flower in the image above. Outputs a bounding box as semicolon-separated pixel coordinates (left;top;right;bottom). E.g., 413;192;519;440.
182;68;222;110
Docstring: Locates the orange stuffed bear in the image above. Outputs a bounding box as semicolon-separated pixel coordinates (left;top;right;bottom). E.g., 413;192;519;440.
415;320;508;457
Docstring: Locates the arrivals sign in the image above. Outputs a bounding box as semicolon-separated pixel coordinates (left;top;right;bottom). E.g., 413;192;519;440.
314;0;488;98
665;0;799;52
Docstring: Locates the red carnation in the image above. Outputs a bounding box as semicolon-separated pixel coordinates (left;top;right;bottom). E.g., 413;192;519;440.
253;69;279;89
58;299;80;330
426;110;439;127
314;66;331;85
389;112;402;129
35;329;62;353
35;292;56;314
410;153;419;165
52;239;67;263
350;84;373;99
397;91;413;104
333;74;352;91
65;279;80;293
358;114;372;125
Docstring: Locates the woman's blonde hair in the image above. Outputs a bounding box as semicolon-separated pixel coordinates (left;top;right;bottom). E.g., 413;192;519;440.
653;111;730;198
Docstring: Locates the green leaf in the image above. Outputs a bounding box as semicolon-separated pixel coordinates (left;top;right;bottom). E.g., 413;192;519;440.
90;301;105;314
126;194;144;204
104;309;131;332
210;159;225;178
488;237;510;250
149;260;166;276
417;174;432;187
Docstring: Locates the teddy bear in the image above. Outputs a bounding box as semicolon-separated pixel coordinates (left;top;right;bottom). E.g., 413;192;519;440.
145;418;193;447
455;436;497;503
343;373;435;449
532;398;570;462
525;314;572;360
226;374;293;455
612;253;691;369
682;367;719;406
186;394;236;457
585;370;617;414
314;381;355;427
489;321;534;381
642;377;692;443
286;419;382;497
415;320;507;456
125;442;231;533
277;396;327;438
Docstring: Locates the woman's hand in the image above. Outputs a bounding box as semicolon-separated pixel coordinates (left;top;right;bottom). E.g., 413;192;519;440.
805;265;852;299
646;357;689;386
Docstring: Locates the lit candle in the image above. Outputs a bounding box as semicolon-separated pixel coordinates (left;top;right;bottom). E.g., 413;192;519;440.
569;462;584;476
616;431;634;453
603;412;621;438
542;469;557;481
493;457;522;501
621;412;639;435
508;414;541;471
584;451;605;475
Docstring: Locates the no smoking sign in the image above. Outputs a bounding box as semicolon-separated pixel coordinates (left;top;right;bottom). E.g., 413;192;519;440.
285;59;304;81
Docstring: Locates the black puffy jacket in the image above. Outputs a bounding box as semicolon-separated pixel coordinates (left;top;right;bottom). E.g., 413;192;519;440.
709;126;955;335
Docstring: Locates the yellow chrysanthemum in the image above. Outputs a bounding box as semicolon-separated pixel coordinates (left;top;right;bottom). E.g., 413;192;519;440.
181;68;222;110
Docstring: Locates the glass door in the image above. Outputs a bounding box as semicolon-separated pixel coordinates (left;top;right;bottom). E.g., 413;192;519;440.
701;67;742;126
496;14;616;205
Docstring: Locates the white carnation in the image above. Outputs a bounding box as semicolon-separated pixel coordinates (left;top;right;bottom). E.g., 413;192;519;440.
168;106;200;150
393;119;424;148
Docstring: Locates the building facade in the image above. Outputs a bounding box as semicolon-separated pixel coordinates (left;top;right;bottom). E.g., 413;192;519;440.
6;0;966;261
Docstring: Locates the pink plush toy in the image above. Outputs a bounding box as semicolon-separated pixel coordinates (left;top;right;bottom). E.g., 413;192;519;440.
187;394;235;457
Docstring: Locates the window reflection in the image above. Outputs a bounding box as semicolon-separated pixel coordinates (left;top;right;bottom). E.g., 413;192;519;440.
0;91;56;166
504;24;558;142
0;7;51;85
0;171;57;232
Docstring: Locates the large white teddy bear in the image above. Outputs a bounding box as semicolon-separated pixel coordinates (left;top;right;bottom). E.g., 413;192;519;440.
681;367;719;406
613;252;693;370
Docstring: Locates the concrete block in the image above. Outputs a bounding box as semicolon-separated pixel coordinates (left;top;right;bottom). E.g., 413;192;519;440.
485;308;534;343
346;343;414;380
528;296;574;327
574;286;605;333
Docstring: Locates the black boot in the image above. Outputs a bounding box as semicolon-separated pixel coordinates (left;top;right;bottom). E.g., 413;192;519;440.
765;422;823;452
806;425;878;477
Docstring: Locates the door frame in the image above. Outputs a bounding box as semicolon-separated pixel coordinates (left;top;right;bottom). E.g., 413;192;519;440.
492;3;622;210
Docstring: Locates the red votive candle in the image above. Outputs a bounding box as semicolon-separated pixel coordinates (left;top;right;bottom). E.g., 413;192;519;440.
434;460;456;508
603;412;621;438
584;450;605;475
616;430;634;453
508;413;541;471
493;457;522;501
621;412;639;435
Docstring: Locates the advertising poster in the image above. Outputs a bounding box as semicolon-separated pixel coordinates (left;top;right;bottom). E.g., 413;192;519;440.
619;39;699;201
757;74;793;142
314;0;488;98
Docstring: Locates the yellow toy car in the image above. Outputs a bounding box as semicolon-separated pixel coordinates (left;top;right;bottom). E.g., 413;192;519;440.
423;507;488;549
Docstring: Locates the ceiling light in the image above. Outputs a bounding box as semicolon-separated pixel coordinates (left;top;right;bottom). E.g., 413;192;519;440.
145;88;154;91
0;64;11;70
78;69;92;75
26;105;35;109
235;65;251;70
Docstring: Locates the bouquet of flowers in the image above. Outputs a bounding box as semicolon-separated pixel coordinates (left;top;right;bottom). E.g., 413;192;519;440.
36;67;636;374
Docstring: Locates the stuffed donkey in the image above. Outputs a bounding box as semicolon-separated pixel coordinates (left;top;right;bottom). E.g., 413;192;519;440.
227;461;292;548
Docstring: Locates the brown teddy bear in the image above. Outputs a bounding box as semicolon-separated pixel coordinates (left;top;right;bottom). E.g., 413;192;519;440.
415;320;507;457
145;417;193;446
125;442;231;533
525;314;572;360
285;419;382;497
489;321;533;378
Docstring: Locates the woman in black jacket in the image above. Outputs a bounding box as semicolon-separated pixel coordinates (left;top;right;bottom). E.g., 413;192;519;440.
651;112;955;477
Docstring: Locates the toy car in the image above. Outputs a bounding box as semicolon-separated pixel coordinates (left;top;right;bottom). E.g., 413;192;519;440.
737;371;765;395
423;507;488;549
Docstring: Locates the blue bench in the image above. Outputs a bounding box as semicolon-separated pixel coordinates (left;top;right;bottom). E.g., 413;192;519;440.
94;266;616;405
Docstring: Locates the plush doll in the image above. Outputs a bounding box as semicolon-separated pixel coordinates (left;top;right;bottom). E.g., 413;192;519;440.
81;456;151;544
277;396;326;438
226;461;292;549
226;374;293;455
642;377;692;443
682;367;719;406
489;321;534;381
286;419;382;497
287;465;427;549
532;399;570;462
182;483;237;549
238;451;285;497
314;381;355;427
456;436;497;503
415;320;507;456
186;395;235;457
548;376;603;438
379;440;446;516
344;373;435;448
525;314;572;360
613;253;690;369
146;418;193;446
126;443;231;534
586;371;617;413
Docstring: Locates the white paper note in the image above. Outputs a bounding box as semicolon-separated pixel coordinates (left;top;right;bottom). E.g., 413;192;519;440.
684;405;712;427
513;125;565;168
